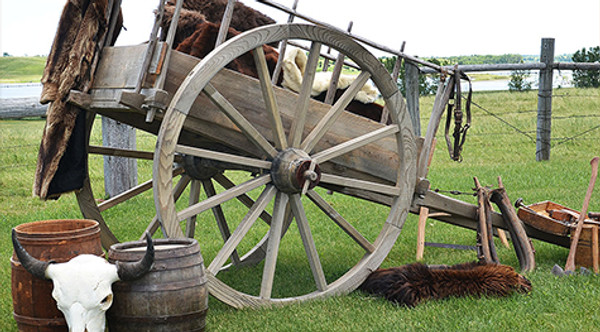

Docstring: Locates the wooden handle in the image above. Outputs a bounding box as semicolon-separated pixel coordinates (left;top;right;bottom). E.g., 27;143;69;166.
564;156;599;272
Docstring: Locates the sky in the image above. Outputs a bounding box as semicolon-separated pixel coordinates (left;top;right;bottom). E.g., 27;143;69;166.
1;0;599;58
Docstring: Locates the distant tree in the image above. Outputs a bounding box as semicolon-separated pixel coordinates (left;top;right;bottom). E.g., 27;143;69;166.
379;56;440;96
2;52;10;57
572;46;600;88
508;62;532;92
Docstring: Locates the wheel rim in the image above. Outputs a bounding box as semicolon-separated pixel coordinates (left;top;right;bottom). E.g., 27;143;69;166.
154;24;417;307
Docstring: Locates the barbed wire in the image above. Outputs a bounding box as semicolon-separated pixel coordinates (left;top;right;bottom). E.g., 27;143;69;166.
467;98;537;142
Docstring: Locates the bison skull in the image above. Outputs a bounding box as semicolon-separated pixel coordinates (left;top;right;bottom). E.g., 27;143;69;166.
12;230;154;332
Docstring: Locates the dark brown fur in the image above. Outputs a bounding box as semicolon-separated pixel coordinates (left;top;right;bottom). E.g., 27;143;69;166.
35;0;118;199
176;21;278;79
360;261;532;307
172;0;275;32
161;5;207;49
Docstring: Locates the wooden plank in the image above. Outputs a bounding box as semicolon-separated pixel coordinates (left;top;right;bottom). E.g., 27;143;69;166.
208;185;276;275
0;97;47;119
290;194;328;291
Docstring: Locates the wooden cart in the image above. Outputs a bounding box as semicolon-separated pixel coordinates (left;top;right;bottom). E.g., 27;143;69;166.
53;1;543;308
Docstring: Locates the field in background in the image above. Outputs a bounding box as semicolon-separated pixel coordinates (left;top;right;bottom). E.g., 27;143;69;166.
0;57;46;84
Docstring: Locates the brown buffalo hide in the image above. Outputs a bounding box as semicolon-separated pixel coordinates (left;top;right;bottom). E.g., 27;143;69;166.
169;0;275;32
161;5;207;49
34;0;119;199
176;21;279;79
359;261;532;307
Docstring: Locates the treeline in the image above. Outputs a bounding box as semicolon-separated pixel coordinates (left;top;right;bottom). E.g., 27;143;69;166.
438;54;523;65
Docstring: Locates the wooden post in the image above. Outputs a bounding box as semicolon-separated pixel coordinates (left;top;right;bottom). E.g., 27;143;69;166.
405;61;421;136
102;117;137;198
536;38;554;161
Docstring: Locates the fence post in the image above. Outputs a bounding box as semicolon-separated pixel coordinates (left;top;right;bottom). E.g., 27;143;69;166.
102;116;137;197
536;38;554;161
405;62;421;136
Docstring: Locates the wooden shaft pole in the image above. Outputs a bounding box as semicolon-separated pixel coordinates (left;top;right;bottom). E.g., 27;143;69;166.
564;156;599;272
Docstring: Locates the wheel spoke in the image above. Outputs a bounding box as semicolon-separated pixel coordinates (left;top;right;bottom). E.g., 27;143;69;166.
203;83;278;158
213;173;273;226
208;185;276;275
89;145;154;160
185;180;201;237
311;125;399;164
99;167;184;212
288;41;322;147
306;190;374;253
98;179;153;212
252;46;287;150
289;194;328;291
202;179;241;265
300;71;372;152
175;144;272;170
260;191;289;299
319;173;400;197
177;174;272;222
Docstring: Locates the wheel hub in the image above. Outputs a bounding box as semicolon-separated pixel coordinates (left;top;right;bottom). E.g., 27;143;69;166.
270;148;321;194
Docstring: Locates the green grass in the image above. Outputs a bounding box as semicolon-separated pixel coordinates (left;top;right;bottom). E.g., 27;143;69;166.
1;87;600;331
0;57;46;83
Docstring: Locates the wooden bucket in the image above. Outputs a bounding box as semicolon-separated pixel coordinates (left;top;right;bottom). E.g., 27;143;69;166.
11;219;103;332
107;238;208;332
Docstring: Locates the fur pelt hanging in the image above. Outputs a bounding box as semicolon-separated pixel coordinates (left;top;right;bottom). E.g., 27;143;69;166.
359;261;532;307
33;0;120;199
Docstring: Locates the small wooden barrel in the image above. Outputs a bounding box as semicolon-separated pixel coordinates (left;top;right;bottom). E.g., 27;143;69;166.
11;219;103;332
107;238;208;332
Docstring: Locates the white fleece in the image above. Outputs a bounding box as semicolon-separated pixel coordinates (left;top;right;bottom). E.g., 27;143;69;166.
281;47;379;104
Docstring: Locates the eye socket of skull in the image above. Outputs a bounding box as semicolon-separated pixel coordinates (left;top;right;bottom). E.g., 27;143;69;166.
99;293;113;310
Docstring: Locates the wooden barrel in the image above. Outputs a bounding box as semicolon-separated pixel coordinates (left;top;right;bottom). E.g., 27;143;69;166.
107;238;208;332
11;219;103;332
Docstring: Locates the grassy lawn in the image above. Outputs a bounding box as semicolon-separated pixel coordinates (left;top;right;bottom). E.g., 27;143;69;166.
0;57;46;84
1;87;599;331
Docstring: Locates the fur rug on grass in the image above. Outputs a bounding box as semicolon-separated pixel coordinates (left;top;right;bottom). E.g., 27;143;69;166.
359;261;531;307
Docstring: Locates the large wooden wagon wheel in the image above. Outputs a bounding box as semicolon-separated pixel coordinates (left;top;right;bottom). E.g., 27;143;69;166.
154;23;417;308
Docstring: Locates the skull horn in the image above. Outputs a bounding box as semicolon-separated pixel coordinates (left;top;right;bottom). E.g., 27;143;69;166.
116;232;155;281
12;229;50;280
